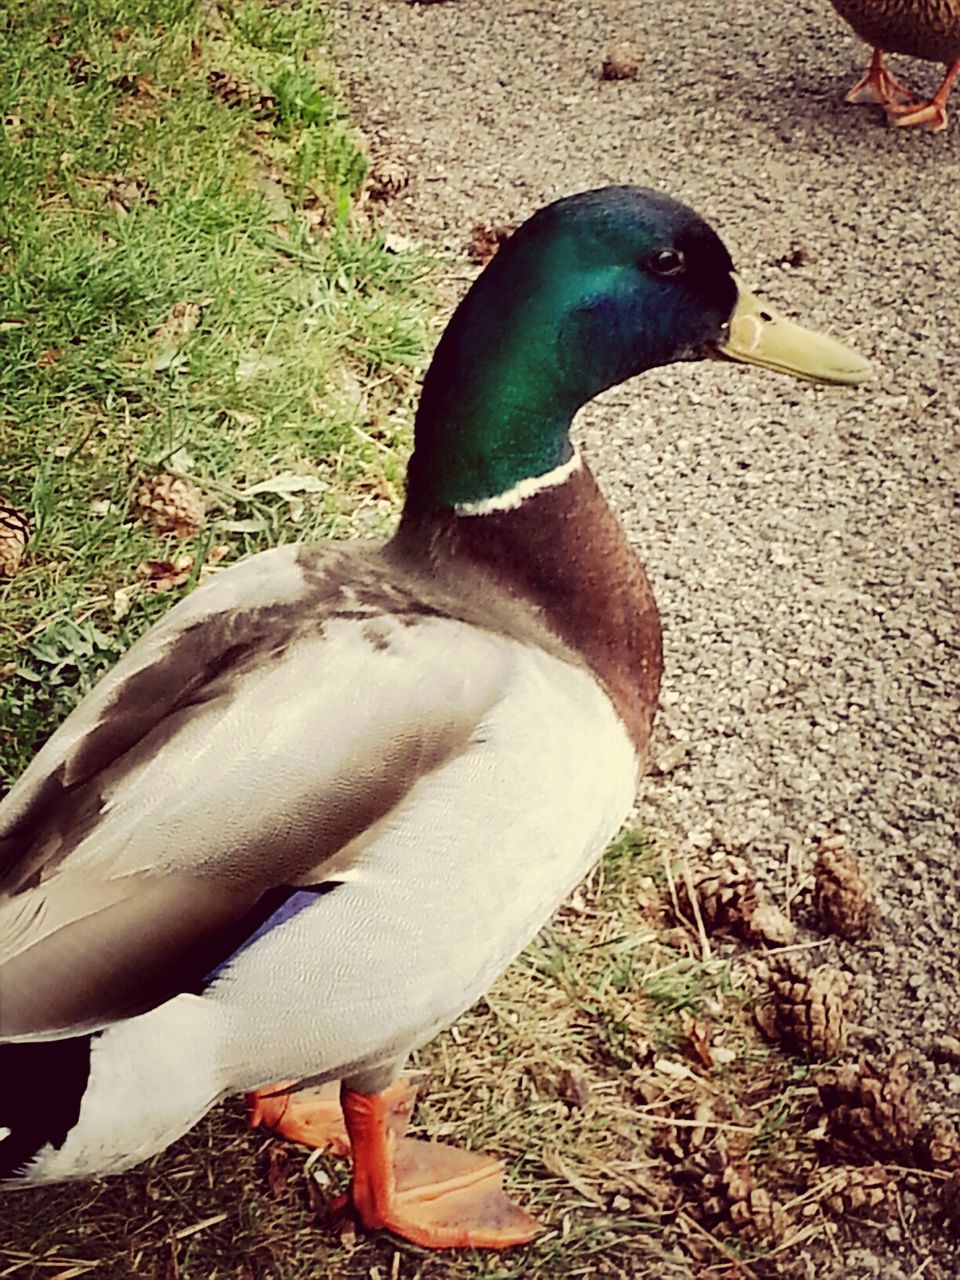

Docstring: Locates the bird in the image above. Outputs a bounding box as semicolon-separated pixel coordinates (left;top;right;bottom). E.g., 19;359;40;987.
0;185;871;1250
829;0;960;131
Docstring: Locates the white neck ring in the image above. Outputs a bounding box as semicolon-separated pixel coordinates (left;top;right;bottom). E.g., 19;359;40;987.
454;449;583;517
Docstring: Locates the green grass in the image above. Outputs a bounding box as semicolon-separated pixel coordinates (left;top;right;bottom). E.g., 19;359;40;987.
0;0;431;784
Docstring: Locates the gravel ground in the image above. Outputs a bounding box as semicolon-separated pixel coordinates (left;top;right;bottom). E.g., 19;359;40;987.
335;1;959;1274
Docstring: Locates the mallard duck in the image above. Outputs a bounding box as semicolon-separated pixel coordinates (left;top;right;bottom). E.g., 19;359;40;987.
0;186;870;1250
830;0;960;130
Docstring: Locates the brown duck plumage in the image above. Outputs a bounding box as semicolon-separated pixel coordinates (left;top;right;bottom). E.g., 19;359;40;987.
832;0;960;63
830;0;960;128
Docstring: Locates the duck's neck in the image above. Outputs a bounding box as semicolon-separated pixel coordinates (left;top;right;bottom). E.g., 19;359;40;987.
403;238;626;513
392;460;662;757
397;244;663;751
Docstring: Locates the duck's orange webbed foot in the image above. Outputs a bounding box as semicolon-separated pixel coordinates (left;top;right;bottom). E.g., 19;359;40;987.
247;1077;417;1155
845;47;918;109
337;1086;541;1250
889;58;959;133
247;1079;351;1154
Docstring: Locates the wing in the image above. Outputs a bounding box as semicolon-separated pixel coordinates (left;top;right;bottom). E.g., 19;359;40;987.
0;541;320;868
0;543;515;1040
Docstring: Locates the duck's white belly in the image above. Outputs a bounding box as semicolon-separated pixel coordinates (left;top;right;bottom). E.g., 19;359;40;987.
211;642;638;1088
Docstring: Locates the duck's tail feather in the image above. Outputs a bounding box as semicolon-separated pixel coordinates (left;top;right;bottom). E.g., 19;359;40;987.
0;1035;93;1181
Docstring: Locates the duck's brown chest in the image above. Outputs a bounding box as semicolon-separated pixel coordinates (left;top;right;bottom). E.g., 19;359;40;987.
831;0;960;62
393;462;664;761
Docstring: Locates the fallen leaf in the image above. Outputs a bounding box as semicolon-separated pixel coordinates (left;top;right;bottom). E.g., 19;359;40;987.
136;555;194;592
153;300;209;344
235;351;286;383
681;1014;715;1069
243;472;327;499
67;53;94;84
467;222;515;266
383;231;415;254
256;171;293;222
689;1098;714;1150
223;409;258;428
556;1064;591;1107
150;300;211;371
654;1057;697;1082
112;588;133;620
217;517;267;534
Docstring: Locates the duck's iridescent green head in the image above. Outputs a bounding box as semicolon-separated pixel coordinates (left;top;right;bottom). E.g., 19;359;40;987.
405;186;870;513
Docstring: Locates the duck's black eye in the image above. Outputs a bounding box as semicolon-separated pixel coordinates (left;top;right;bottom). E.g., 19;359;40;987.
646;248;686;278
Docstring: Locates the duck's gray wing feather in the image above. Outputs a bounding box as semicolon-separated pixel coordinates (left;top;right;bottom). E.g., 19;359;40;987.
0;544;515;1040
0;543;327;867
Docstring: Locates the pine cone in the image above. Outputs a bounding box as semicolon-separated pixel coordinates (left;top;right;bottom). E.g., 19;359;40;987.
601;42;644;81
757;964;851;1060
686;856;758;933
0;500;31;576
648;1097;717;1164
816;1053;922;1162
467;223;515;266
135;474;205;539
915;1116;960;1170
105;174;149;216
207;69;245;105
366;150;410;201
724;1162;790;1242
680;856;796;946
813;833;877;940
821;1164;893;1217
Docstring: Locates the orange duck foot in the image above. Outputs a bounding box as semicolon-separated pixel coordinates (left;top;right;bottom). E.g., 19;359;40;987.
888;59;959;133
845;47;918;109
889;98;950;131
246;1077;416;1157
336;1086;541;1250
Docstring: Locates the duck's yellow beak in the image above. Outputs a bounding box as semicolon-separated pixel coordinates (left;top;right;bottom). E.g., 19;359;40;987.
716;277;872;385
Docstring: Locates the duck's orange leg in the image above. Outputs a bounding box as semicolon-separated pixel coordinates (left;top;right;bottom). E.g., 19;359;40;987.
890;58;959;132
247;1077;417;1155
338;1086;541;1250
845;47;918;109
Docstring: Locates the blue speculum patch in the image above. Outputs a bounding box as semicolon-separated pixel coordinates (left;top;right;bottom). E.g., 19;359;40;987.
202;885;332;986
